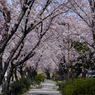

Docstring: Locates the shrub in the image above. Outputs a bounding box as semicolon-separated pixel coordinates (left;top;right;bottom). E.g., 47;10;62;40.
35;74;45;83
21;88;27;94
16;94;22;95
10;81;24;95
35;80;40;85
10;77;31;95
20;77;30;90
61;78;95;95
56;80;68;90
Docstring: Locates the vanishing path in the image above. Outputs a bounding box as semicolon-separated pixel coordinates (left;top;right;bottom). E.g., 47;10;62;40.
23;79;62;95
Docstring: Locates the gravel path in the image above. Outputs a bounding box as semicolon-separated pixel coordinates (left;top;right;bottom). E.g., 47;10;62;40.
22;79;62;95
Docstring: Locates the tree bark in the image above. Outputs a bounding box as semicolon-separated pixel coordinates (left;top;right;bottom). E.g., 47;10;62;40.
88;0;95;47
2;68;13;95
46;73;50;79
14;68;18;81
0;54;2;84
27;70;32;83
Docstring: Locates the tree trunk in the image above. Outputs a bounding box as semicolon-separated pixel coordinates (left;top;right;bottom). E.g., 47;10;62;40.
2;68;13;95
0;75;2;84
28;70;31;83
82;68;86;78
32;70;37;81
0;54;3;84
19;66;24;79
46;73;50;79
14;68;18;81
89;0;95;46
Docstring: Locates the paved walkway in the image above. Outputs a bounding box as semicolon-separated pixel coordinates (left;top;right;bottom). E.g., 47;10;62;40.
23;79;62;95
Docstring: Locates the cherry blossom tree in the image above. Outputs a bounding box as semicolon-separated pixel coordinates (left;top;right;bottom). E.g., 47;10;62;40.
0;0;72;94
1;0;95;94
65;0;95;77
69;0;95;49
41;63;53;79
37;0;95;79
